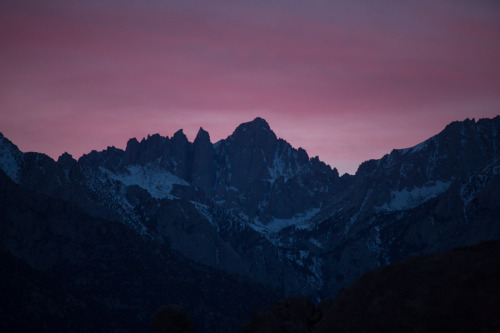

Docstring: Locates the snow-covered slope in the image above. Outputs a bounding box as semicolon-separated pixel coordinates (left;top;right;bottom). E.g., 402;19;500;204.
377;180;451;211
101;164;188;199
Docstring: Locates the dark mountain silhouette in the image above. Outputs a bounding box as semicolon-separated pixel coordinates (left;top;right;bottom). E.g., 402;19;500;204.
0;169;277;332
241;239;500;332
0;116;499;331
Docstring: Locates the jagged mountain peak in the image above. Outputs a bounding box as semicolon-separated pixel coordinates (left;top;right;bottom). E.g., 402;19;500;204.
439;116;499;139
57;152;76;166
195;127;211;143
172;129;188;142
126;137;140;147
232;117;274;138
342;116;500;224
226;118;278;161
249;117;271;129
356;116;500;175
1;116;500;332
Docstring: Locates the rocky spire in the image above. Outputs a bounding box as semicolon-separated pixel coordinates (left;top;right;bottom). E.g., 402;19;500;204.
57;152;76;167
191;127;215;193
170;129;192;180
194;127;210;144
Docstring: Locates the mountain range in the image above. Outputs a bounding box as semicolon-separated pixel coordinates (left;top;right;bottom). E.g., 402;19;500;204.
1;116;499;331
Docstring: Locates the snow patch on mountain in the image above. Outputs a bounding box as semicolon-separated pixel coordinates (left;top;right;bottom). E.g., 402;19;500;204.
248;208;320;235
378;181;451;212
80;167;152;237
367;225;390;266
460;174;489;206
346;188;373;233
285;248;324;289
308;256;324;289
267;149;298;184
101;164;188;199
309;238;323;248
191;201;216;228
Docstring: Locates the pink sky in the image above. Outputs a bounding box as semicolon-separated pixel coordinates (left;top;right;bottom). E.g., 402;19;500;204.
1;0;499;174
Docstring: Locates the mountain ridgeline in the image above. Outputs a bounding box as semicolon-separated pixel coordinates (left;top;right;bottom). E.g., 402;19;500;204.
1;116;499;332
79;117;337;220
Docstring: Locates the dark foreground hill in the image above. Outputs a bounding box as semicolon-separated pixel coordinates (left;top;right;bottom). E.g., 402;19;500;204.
241;238;500;332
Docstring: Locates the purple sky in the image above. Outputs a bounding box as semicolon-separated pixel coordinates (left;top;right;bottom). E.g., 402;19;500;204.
1;0;499;174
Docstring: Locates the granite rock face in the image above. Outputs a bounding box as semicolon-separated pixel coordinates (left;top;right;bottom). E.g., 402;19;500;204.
191;127;216;193
0;116;499;332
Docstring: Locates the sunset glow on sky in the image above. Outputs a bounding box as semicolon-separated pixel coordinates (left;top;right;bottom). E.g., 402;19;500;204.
1;0;499;174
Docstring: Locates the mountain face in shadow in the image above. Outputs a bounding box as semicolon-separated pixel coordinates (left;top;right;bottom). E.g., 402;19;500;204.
0;169;277;332
242;239;500;332
1;116;499;331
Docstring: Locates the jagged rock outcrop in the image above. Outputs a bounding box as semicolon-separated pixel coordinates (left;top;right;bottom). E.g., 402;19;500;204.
191;127;216;194
211;117;336;220
170;129;192;180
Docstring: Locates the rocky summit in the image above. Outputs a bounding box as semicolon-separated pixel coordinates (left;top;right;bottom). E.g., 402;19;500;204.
1;116;499;332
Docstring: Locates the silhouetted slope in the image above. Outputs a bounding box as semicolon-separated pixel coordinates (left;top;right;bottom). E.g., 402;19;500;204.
241;239;500;332
316;239;500;332
1;116;499;331
0;251;100;332
0;169;277;332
